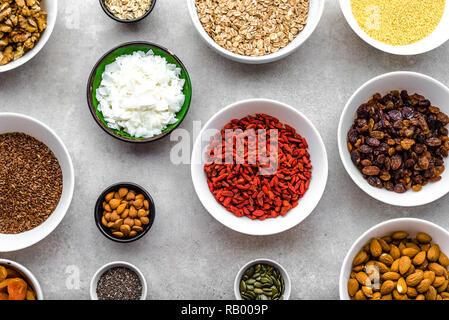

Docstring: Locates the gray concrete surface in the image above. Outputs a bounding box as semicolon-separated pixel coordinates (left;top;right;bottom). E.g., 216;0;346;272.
1;0;449;300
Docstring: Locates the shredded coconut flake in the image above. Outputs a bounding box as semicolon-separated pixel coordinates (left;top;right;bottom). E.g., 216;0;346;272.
96;50;186;138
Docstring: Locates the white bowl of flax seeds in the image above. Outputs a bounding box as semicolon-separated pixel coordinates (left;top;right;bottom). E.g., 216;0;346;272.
0;113;74;252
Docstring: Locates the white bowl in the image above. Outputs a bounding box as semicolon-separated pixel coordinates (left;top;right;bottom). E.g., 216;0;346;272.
338;71;449;207
0;0;57;72
0;113;74;252
234;258;291;300
191;99;328;235
339;0;449;55
339;218;449;300
90;261;148;300
186;0;325;64
0;259;44;300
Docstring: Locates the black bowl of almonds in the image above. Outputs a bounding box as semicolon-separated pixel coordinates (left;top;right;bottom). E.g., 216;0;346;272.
94;182;155;243
99;0;157;23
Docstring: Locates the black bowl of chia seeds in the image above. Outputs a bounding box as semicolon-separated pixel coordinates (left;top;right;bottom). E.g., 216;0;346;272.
90;261;147;300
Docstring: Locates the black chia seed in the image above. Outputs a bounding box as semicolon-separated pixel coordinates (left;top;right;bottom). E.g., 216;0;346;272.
96;266;143;300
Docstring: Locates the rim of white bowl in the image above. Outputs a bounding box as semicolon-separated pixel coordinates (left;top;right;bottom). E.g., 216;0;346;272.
337;71;449;207
90;261;148;300
234;258;291;300
339;0;449;55
191;98;328;236
0;0;58;72
0;112;75;252
186;0;325;64
339;217;449;300
0;259;44;300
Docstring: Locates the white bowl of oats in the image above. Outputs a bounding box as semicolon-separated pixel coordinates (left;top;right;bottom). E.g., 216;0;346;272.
187;0;325;64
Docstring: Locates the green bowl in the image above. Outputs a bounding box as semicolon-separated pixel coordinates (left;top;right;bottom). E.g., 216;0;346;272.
87;41;192;143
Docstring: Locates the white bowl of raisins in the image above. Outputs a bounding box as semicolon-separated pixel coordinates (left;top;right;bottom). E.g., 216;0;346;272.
338;71;449;207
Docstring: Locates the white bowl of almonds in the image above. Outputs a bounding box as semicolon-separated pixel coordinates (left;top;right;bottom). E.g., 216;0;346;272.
0;0;57;72
187;0;325;64
340;218;449;300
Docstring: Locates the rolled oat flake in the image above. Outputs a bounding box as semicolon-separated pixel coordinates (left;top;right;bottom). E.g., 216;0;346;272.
96;267;143;300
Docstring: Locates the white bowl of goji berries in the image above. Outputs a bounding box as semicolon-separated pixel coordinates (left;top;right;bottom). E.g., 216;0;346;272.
191;99;328;236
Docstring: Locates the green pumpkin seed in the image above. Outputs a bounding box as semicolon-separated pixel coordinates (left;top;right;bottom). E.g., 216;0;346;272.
240;280;246;292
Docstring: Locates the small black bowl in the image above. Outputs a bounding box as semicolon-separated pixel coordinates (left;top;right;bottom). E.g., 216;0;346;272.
95;182;155;243
99;0;157;23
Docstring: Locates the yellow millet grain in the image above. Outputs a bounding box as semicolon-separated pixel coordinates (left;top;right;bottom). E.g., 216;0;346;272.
351;0;446;46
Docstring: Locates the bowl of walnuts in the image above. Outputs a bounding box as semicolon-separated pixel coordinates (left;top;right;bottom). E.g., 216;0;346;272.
0;0;57;72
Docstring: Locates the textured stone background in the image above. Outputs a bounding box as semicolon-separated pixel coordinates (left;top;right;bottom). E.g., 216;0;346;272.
1;0;449;300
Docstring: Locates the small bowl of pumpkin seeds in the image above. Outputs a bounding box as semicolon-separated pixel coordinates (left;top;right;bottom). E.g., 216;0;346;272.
234;259;291;300
94;182;156;243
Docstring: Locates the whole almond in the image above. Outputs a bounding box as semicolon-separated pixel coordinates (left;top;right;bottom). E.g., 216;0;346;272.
438;280;449;293
416;232;432;244
429;262;445;276
116;203;126;215
133;199;143;209
362;286;373;298
109;198;120;210
118;187;128;198
424;270;436;283
427;244;440;262
140;216;149;225
442;292;449;299
120;224;131;236
392;289;408;300
425;286;437;300
380;280;395;295
112;231;124;238
397;277;407;294
374;261;389;274
129;206;138;218
412;251;427;266
406;242;420;251
399;256;412;275
354;290;366;300
378;238;390;252
124;218;135;227
433;276;446;288
347;279;359;297
105;192;114;202
356;271;369;286
402;247;419;258
416;294;425;300
406;271;424;287
353;250;369;266
379;253;394;266
390;259;400;272
392;231;408;240
370;238;383;258
352;265;363;272
382;272;401;281
417;279;431;293
372;292;381;300
390;245;401;260
438;252;449;267
126;192;135;201
407;287;418;298
381;294;392;300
